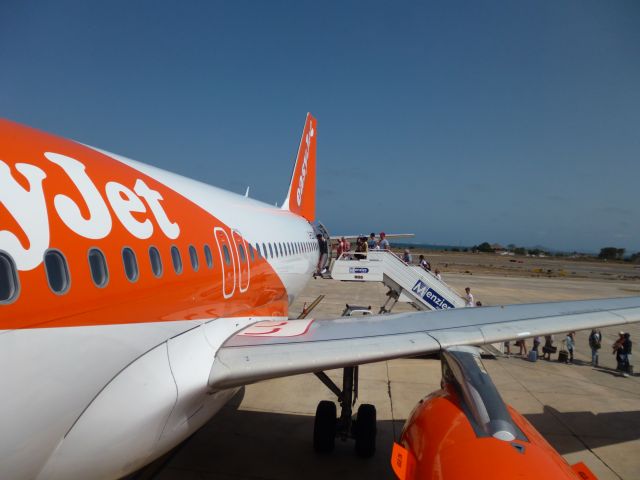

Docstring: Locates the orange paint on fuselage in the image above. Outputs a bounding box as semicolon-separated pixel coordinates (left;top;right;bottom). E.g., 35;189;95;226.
0;119;288;329
397;385;587;480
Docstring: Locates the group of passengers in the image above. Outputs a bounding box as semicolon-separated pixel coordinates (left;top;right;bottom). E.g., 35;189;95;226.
336;232;390;260
505;330;633;376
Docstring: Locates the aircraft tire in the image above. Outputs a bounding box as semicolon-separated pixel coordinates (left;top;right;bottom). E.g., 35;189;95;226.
354;403;376;458
313;400;336;453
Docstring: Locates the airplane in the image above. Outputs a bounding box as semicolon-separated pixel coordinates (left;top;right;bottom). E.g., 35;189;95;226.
0;113;639;479
390;347;599;480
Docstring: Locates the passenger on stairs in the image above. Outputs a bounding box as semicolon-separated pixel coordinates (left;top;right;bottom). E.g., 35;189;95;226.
355;236;368;260
378;232;390;250
418;255;431;271
336;237;347;259
402;249;412;263
434;269;441;280
367;233;377;250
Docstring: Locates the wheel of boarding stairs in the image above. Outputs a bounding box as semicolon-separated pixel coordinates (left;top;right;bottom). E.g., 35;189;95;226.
354;403;377;457
313;400;337;453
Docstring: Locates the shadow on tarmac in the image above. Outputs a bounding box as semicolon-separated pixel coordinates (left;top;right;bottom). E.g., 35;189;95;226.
129;386;640;480
524;406;640;455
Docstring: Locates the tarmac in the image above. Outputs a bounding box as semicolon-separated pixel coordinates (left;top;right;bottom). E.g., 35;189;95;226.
152;273;640;480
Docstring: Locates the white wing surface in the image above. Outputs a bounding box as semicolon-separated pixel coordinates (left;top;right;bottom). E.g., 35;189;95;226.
209;296;640;390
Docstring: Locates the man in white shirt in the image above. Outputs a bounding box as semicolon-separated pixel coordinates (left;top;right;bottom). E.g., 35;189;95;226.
378;232;390;250
465;287;474;307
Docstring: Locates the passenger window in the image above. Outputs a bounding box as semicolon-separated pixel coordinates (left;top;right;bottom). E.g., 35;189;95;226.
255;243;261;258
189;245;199;271
249;244;255;261
149;246;163;278
44;249;71;294
122;247;139;282
0;252;19;303
204;244;213;269
88;248;108;288
268;243;274;258
279;243;283;257
238;244;246;263
222;245;231;264
287;243;291;255
171;246;183;274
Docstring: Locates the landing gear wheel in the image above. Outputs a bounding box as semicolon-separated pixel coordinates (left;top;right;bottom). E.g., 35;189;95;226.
354;403;377;458
313;400;336;453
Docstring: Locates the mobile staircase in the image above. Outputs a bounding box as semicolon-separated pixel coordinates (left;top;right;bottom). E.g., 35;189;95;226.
330;250;467;313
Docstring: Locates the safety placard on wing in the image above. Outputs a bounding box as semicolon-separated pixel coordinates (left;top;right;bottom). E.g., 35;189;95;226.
238;319;315;337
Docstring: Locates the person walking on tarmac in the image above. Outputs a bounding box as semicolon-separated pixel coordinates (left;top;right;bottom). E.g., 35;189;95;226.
565;332;576;364
464;287;474;307
589;329;602;367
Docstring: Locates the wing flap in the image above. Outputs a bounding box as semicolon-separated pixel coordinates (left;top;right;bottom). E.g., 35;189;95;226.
209;297;640;390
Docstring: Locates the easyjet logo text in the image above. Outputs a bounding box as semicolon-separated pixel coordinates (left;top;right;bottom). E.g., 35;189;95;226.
0;152;180;270
296;121;314;207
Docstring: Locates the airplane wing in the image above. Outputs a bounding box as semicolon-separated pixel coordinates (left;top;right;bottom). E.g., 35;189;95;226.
209;296;640;390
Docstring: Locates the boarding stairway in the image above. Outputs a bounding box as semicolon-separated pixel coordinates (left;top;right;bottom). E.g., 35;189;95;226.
330;250;467;313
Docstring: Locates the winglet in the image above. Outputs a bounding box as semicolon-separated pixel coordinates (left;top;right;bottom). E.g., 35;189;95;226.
281;113;316;222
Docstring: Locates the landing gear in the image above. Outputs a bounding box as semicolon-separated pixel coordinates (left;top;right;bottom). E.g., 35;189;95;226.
313;400;336;453
354;404;376;457
312;366;377;457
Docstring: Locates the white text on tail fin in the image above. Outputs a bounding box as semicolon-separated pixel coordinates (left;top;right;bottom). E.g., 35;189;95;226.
282;113;316;222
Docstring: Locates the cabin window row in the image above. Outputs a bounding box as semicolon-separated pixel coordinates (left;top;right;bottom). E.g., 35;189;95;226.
252;240;318;260
90;244;216;287
0;239;318;303
0;243;215;302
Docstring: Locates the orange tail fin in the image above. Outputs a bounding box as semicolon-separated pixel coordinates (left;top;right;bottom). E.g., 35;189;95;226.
281;113;316;222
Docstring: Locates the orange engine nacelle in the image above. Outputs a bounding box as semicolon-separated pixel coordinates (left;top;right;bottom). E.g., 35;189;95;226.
391;347;598;480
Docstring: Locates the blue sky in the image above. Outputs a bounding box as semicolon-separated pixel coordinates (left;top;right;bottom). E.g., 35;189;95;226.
1;1;639;252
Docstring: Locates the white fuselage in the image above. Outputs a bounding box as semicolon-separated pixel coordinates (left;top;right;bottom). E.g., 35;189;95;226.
0;148;320;479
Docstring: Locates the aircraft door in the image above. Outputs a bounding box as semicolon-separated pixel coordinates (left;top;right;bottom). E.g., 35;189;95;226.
232;230;250;293
214;227;236;298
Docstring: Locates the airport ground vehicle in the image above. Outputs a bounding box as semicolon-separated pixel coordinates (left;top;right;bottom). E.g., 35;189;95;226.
0;114;638;479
